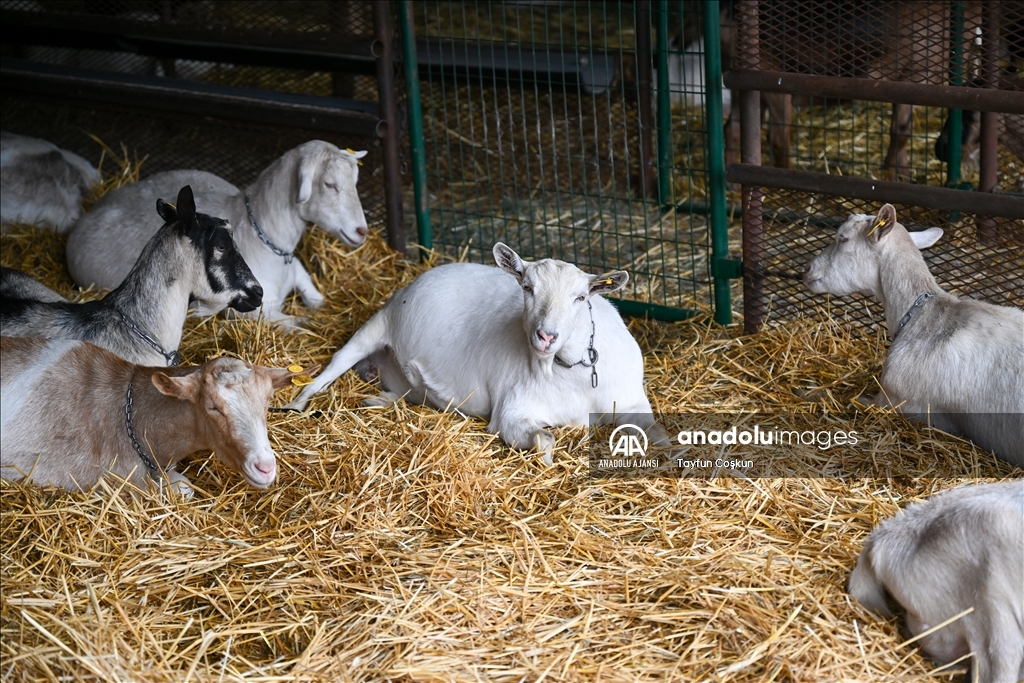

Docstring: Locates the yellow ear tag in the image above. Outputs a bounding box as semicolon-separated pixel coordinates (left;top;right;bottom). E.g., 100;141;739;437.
605;278;614;285
867;217;886;236
287;364;304;373
291;375;315;387
345;148;363;166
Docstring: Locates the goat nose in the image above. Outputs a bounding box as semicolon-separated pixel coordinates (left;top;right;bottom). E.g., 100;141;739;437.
356;225;368;238
255;460;275;476
251;283;265;300
537;329;557;343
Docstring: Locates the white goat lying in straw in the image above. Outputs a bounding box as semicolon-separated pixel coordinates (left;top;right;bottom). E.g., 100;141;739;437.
848;480;1024;683
804;204;1024;466
287;243;669;465
0;336;319;495
0;131;101;232
67;140;369;328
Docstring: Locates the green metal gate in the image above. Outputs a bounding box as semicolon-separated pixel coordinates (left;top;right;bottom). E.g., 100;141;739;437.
398;0;735;324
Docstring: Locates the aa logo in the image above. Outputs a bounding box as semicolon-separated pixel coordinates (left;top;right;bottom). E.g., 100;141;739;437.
609;424;648;458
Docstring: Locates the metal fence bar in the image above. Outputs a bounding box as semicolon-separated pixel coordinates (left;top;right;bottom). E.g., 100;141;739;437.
399;0;431;254
726;165;1024;220
978;0;1001;242
373;0;405;253
655;0;672;206
946;0;965;187
703;0;731;325
723;70;1024;113
735;0;764;335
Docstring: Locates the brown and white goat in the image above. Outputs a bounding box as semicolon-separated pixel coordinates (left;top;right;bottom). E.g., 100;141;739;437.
0;336;318;495
848;480;1024;683
804;204;1024;465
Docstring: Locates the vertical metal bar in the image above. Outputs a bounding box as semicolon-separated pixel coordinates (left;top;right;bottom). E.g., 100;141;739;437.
636;0;656;199
946;0;964;187
703;0;730;325
978;0;999;243
398;0;431;256
655;0;672;206
736;0;764;334
373;0;405;254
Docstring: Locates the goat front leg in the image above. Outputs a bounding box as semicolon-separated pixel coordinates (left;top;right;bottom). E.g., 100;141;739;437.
293;261;326;310
883;102;913;181
490;404;557;466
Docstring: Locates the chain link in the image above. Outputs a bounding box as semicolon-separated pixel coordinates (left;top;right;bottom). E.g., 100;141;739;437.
246;195;295;263
553;300;600;388
125;378;162;479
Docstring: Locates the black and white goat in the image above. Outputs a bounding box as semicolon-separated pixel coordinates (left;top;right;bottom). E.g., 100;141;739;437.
1;185;263;367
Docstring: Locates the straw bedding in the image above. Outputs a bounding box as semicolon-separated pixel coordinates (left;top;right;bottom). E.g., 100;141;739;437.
1;153;1020;683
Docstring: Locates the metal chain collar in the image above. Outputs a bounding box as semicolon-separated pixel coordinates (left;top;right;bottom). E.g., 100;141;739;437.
245;194;295;263
894;292;936;340
125;378;162;480
553;299;599;388
119;311;181;366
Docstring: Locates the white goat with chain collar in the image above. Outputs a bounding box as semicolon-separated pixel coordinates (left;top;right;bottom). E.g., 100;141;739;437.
67;141;369;329
287;243;669;464
804;204;1024;465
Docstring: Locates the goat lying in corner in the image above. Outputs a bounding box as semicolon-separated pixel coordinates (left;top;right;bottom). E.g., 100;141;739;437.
0;336;319;495
848;480;1024;683
1;185;263;367
287;243;669;464
804;204;1024;465
67;141;369;328
1;131;101;231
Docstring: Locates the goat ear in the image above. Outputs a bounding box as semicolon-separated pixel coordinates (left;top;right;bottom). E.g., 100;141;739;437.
910;227;943;250
152;371;200;401
868;204;897;241
493;242;526;281
268;364;322;391
175;185;197;231
156;198;177;223
296;157;317;204
590;271;629;295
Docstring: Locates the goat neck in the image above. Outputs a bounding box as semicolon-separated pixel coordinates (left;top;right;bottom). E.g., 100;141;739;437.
103;225;193;360
876;233;945;339
239;155;306;254
126;366;205;471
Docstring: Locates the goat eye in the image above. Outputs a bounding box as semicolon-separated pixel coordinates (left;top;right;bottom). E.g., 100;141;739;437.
207;403;223;415
838;236;849;244
325;182;337;190
575;295;585;302
522;285;533;294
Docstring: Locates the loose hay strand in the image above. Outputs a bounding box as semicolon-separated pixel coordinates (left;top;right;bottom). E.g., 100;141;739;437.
2;144;1020;683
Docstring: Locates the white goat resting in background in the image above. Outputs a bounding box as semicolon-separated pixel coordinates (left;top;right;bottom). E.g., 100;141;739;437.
287;243;668;464
0;336;318;495
1;131;101;232
848;480;1024;683
804;204;1024;465
67;141;369;328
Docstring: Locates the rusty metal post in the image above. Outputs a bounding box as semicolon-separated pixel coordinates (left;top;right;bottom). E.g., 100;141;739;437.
737;0;764;334
978;0;1000;243
373;0;405;253
636;0;656;199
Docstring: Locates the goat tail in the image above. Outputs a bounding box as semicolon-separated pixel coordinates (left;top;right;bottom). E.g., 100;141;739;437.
285;310;390;410
847;540;894;618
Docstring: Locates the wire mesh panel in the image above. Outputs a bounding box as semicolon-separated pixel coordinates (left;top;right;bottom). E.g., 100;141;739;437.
730;0;1024;333
409;0;734;317
1;0;387;223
